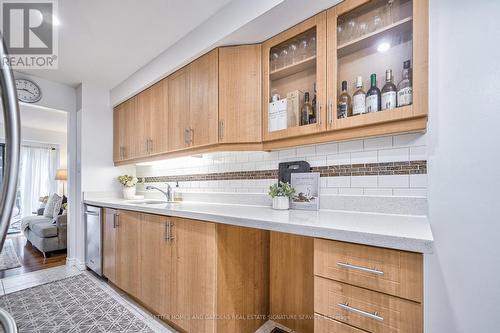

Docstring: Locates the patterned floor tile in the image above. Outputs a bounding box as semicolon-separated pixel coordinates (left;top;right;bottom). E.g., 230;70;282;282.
0;273;156;332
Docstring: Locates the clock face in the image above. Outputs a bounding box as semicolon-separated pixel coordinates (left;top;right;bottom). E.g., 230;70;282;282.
15;79;42;103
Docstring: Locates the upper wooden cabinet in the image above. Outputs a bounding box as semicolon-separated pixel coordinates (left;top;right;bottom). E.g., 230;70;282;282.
262;12;327;142
189;49;219;148
113;0;428;163
326;0;428;132
219;45;262;143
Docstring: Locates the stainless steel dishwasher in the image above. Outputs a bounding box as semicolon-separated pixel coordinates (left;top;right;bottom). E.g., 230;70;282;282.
85;205;102;275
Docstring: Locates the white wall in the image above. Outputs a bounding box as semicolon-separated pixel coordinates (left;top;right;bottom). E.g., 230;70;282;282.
425;0;500;332
13;72;77;112
69;83;133;264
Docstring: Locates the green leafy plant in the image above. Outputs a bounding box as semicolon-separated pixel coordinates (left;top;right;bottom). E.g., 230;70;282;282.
268;181;296;198
118;175;138;187
62;202;68;210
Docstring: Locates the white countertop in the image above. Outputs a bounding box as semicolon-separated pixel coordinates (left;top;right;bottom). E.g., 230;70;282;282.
84;198;433;253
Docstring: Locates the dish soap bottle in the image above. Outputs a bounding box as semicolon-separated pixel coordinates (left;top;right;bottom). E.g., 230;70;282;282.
173;181;182;202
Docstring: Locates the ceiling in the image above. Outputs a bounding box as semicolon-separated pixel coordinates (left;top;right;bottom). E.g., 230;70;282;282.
0;104;68;133
18;0;233;88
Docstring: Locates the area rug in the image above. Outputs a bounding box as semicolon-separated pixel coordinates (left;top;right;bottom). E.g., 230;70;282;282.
0;273;155;333
0;239;21;271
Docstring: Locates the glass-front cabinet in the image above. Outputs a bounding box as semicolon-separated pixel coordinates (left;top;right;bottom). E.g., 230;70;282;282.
262;12;327;142
326;0;428;131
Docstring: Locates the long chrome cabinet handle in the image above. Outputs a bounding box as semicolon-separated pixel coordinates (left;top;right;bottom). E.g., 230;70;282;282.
164;222;168;240
337;262;384;275
0;33;21;252
189;127;193;145
337;303;384;321
113;213;117;228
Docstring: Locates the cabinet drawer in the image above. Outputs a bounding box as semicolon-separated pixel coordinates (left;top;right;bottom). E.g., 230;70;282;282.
315;277;422;333
314;239;422;302
315;314;366;333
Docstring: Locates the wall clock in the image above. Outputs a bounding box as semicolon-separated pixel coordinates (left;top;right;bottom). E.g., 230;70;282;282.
15;79;42;103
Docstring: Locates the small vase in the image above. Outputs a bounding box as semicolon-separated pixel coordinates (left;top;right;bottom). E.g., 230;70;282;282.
272;196;290;210
123;186;136;200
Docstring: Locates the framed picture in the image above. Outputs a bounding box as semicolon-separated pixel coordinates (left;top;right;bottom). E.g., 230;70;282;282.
290;172;320;211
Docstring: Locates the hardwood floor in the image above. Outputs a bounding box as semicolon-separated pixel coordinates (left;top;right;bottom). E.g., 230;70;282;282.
0;234;67;278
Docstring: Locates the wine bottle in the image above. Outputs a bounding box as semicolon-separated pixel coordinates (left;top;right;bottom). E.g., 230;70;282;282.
366;73;381;113
381;69;397;110
337;80;351;119
352;76;365;116
300;92;312;125
397;60;413;107
310;82;317;124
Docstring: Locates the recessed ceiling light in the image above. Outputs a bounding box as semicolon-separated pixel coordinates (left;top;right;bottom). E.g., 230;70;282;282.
377;42;391;53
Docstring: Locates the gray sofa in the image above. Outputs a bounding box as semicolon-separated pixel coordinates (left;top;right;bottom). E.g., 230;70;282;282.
21;207;67;257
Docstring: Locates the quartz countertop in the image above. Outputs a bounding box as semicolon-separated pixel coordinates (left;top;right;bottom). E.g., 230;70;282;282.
84;198;433;253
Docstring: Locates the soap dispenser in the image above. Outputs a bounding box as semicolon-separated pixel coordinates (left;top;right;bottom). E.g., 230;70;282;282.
173;181;182;202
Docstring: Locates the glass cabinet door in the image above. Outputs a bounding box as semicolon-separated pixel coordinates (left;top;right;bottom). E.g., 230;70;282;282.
262;12;326;142
327;0;427;131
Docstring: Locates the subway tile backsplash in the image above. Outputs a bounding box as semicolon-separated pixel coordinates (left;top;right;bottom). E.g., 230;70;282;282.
136;133;428;197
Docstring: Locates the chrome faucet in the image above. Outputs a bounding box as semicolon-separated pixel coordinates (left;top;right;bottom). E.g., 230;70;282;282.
146;184;172;202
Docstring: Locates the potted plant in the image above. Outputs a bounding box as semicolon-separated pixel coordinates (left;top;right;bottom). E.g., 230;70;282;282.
118;175;138;199
268;181;296;210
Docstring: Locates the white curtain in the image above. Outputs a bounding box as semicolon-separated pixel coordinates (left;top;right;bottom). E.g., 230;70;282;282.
18;145;58;217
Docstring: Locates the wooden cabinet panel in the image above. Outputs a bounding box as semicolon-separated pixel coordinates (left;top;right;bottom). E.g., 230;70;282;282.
219;45;262;143
189;49;219;147
139;213;170;314
135;89;151;158
216;224;269;333
116;210;141;299
315;277;422;333
149;79;169;155
270;232;314;333
113;104;127;163
169;217;217;333
102;208;117;284
168;67;191;151
314;239;423;302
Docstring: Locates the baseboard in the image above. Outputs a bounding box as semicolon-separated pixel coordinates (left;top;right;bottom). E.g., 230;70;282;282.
66;257;86;270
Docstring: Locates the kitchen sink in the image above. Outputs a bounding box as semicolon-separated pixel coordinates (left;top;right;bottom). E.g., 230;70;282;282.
125;199;178;205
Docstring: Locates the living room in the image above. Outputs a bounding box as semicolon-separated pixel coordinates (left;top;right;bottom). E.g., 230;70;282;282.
0;99;69;277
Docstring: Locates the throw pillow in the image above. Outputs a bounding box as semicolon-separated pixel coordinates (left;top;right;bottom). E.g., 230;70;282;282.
43;193;62;218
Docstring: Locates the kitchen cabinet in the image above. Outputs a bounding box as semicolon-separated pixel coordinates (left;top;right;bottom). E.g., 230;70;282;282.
139;213;170;314
314;238;423;333
102;208;118;284
219;45;262;144
189;49;219;148
262;12;327;143
168;49;218;152
168;66;191;151
113;97;137;162
102;211;269;333
137;80;169;156
270;232;314;333
115;210;141;298
168;217;217;332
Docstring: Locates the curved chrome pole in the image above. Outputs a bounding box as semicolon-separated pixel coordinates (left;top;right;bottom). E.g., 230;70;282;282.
0;33;21;333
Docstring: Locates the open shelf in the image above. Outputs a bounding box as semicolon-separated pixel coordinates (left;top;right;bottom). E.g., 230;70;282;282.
270;55;317;81
337;16;413;58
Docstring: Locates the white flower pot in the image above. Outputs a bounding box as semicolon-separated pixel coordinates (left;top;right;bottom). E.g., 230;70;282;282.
123;186;136;200
272;196;290;210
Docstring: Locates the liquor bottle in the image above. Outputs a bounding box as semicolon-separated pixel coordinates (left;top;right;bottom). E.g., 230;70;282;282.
300;92;312;125
381;69;397;110
397;60;413;107
310;82;317;124
352;76;365;116
366;73;381;113
337;80;351;119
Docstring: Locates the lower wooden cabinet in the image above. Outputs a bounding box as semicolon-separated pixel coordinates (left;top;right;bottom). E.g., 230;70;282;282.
103;211;269;333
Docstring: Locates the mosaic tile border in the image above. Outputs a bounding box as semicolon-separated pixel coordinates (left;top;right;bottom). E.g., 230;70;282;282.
144;160;427;183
